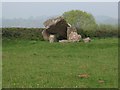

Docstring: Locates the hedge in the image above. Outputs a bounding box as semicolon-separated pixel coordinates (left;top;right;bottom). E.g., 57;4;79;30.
2;26;118;40
77;29;118;38
2;28;44;40
77;24;118;38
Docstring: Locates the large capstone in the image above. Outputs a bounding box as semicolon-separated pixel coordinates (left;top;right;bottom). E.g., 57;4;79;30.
42;16;70;41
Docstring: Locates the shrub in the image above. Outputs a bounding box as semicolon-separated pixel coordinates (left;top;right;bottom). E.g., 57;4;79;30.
77;24;118;38
95;24;118;38
63;10;98;32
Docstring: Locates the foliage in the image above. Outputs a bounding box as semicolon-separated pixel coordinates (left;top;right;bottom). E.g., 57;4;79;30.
63;10;98;31
77;24;118;38
95;24;118;38
62;10;118;38
2;28;44;41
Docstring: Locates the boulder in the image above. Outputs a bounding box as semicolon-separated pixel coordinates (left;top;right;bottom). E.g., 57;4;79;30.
83;37;91;43
68;31;81;42
59;40;70;43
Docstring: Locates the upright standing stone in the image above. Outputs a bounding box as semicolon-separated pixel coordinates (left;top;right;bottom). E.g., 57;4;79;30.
42;29;50;41
67;27;77;39
49;35;57;43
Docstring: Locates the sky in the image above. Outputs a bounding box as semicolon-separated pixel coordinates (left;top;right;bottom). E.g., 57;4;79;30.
2;2;118;19
1;0;119;2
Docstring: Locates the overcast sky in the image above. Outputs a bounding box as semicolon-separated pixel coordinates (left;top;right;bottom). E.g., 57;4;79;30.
2;2;118;19
1;0;119;2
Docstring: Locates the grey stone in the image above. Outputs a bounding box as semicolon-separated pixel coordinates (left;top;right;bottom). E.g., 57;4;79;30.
49;35;57;43
67;27;77;39
42;16;70;41
83;37;91;43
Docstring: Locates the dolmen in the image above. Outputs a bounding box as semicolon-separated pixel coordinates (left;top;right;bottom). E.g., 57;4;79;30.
42;16;90;43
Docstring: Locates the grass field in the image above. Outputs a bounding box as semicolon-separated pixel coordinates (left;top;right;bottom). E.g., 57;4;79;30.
0;39;2;89
2;38;118;88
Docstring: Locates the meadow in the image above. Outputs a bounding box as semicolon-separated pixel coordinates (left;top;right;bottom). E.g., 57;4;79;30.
2;38;118;88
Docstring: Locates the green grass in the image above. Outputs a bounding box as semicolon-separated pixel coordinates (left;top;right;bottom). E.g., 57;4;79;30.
0;39;2;90
2;38;118;88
